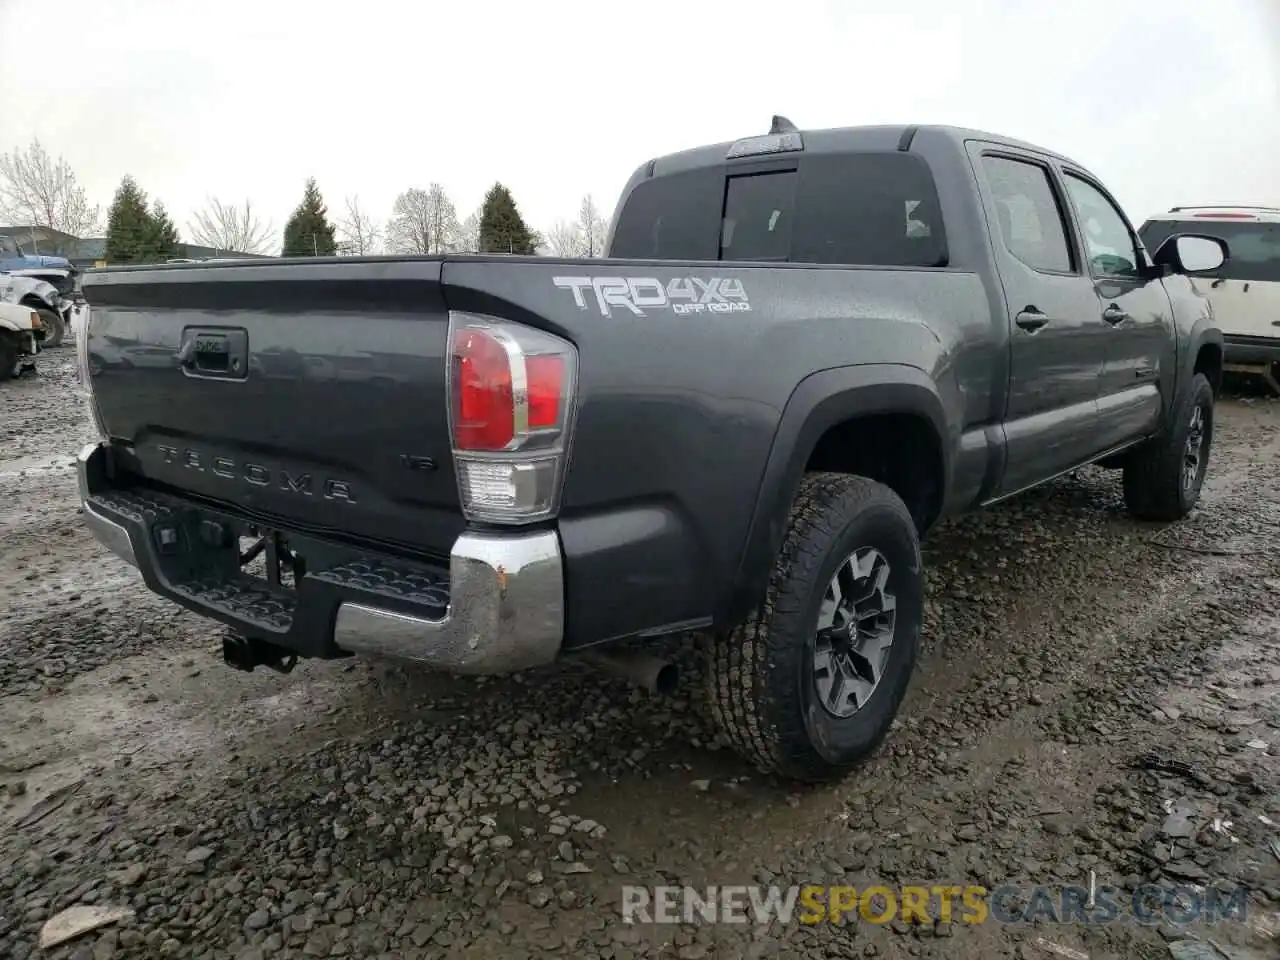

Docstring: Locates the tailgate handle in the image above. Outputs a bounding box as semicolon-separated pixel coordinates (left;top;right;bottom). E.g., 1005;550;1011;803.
178;327;248;380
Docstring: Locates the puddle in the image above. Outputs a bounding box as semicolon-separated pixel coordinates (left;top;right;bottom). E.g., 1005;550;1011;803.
0;650;359;830
0;451;75;478
1160;613;1280;734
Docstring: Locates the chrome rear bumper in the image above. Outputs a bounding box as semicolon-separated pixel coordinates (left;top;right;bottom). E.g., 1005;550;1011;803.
76;442;565;673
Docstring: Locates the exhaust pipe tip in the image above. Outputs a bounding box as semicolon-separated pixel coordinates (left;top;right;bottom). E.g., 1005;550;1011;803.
651;661;679;697
222;634;256;672
582;652;679;696
222;633;299;674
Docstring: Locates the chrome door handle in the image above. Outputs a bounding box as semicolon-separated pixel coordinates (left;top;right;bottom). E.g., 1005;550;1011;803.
1015;309;1050;332
1103;304;1129;325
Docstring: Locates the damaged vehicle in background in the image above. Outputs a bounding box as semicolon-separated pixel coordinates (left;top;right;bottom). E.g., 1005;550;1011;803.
0;234;79;348
0;273;73;349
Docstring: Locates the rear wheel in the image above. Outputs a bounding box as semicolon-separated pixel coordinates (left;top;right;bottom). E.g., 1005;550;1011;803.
36;307;65;349
1122;372;1214;520
704;473;923;782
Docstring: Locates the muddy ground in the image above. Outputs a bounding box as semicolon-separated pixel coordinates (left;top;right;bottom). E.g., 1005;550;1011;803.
1;347;1277;960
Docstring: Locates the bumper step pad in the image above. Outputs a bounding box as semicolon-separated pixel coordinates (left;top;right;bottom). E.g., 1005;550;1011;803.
84;489;451;645
170;573;298;632
310;560;449;618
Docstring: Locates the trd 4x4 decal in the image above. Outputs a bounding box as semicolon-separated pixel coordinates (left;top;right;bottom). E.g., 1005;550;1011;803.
553;276;751;317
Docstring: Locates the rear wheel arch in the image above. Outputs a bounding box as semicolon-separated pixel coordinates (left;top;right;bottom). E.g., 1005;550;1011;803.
725;364;951;627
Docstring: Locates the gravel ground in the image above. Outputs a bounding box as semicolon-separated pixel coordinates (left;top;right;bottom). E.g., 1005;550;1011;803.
1;349;1277;960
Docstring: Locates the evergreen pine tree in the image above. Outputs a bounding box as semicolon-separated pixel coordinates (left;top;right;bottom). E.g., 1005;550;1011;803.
281;178;337;256
104;176;153;264
478;183;539;255
142;202;181;262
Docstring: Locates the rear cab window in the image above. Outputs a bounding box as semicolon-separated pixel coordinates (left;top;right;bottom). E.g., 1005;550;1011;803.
1140;219;1280;283
610;152;949;268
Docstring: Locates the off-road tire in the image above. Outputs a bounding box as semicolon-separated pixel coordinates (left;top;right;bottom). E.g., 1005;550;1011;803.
1122;372;1214;521
0;333;19;382
704;472;923;782
36;307;65;349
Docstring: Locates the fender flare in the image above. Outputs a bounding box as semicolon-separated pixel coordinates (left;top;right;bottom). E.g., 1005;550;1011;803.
1184;318;1224;390
723;363;952;626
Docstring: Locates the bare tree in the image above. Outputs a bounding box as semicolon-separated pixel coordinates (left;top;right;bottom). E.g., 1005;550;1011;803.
385;189;430;254
337;195;381;255
578;194;608;257
457;211;480;253
187;198;275;255
543;194;610;258
0;139;101;240
545;219;586;257
386;184;461;255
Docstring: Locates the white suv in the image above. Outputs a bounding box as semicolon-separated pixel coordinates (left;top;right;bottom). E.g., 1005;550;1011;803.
1139;206;1280;391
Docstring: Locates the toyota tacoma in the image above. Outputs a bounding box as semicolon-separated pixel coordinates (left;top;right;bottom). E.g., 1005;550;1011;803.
77;119;1227;781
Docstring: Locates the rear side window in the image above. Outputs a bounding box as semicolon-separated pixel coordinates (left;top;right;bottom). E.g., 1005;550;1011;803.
1140;219;1280;283
981;156;1074;274
609;152;948;267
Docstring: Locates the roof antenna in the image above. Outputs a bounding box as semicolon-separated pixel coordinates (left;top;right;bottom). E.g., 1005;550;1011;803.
770;115;798;134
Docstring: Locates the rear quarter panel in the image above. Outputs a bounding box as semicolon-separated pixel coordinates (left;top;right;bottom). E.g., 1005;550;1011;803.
443;258;996;646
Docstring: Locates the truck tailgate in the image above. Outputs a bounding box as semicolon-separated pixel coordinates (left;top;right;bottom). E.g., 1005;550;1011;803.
82;258;464;555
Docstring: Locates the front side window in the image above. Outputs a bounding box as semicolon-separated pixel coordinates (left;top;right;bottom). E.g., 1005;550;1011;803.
1063;173;1140;278
0;235;18;257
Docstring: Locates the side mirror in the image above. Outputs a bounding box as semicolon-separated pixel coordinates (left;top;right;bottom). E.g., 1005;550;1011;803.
1153;233;1229;275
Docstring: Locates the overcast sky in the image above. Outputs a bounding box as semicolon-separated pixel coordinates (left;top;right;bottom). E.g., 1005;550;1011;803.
1;0;1278;246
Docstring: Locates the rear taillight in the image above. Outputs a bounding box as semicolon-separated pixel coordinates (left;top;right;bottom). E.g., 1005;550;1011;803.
447;312;577;524
74;306;107;439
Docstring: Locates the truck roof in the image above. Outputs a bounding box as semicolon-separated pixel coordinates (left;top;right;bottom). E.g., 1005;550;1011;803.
647;122;1086;177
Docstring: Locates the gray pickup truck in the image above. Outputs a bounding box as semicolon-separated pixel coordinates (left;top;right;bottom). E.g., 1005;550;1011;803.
77;120;1227;782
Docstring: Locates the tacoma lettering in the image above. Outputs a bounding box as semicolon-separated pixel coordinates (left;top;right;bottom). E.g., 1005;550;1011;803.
155;445;355;502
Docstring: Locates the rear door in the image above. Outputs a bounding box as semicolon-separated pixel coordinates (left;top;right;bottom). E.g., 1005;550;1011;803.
84;258;464;555
969;147;1109;496
1060;170;1173;451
